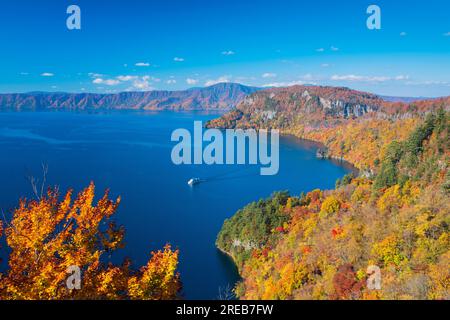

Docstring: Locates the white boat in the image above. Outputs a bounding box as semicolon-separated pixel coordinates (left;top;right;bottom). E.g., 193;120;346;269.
188;178;202;186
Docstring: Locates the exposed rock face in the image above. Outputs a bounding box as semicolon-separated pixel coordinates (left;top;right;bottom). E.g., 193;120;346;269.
236;85;382;120
316;148;329;159
0;83;260;111
320;98;378;118
206;85;450;131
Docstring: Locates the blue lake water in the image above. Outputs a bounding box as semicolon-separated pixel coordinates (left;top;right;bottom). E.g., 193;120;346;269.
0;111;353;299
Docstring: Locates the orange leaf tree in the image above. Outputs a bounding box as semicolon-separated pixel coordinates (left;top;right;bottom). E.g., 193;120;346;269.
0;182;181;300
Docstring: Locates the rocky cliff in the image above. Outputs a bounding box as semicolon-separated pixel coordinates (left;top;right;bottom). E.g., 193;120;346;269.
207;85;450;130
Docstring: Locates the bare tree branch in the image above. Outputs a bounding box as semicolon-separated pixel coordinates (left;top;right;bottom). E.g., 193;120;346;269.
217;284;236;300
26;163;49;201
40;162;48;199
27;175;40;200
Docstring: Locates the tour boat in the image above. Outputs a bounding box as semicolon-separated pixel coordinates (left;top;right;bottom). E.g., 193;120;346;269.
188;178;202;186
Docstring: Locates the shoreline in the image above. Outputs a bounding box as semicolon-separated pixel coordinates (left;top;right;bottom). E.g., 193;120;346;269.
215;131;362;284
282;133;360;176
216;246;237;266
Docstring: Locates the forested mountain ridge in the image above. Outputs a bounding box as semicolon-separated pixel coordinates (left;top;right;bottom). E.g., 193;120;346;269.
209;85;449;124
208;85;450;170
0;83;259;111
213;86;450;300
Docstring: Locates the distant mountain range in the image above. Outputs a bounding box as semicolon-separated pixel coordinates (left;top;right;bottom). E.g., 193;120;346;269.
0;83;260;111
0;82;446;113
380;95;432;103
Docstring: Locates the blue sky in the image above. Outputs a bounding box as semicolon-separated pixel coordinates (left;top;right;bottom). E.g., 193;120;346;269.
0;0;449;96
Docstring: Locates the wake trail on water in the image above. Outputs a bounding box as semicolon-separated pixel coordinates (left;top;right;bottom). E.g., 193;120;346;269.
204;167;259;183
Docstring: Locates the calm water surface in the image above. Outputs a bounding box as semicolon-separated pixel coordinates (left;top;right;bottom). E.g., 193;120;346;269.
0;111;353;299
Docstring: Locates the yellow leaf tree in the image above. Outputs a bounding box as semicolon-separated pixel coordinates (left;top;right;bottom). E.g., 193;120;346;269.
0;182;181;300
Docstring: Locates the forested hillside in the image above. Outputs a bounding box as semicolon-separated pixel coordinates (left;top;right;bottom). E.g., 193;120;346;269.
208;86;450;171
215;89;449;300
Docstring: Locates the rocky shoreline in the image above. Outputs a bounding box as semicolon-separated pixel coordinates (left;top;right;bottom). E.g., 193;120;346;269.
215;132;362;282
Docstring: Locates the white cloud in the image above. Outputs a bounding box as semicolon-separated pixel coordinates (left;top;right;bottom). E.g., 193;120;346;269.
221;50;235;56
93;78;121;86
372;76;392;82
331;74;391;82
173;57;185;62
316;48;325;52
116;75;138;81
139;75;160;82
406;80;449;86
262;80;306;88
301;73;315;81
331;74;410;82
262;73;277;78
186;78;199;85
41;72;54;77
131;78;153;91
400;32;407;36
88;73;105;78
89;73;162;90
394;75;410;81
135;62;150;67
331;46;339;51
321;63;330;68
204;76;231;87
443;32;450;37
166;79;177;84
116;76;158;91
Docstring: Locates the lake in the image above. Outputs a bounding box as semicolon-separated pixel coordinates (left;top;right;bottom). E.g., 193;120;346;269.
0;111;354;299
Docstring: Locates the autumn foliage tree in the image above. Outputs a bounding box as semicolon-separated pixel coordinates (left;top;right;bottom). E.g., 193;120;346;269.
216;109;449;300
0;182;181;300
332;264;364;300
